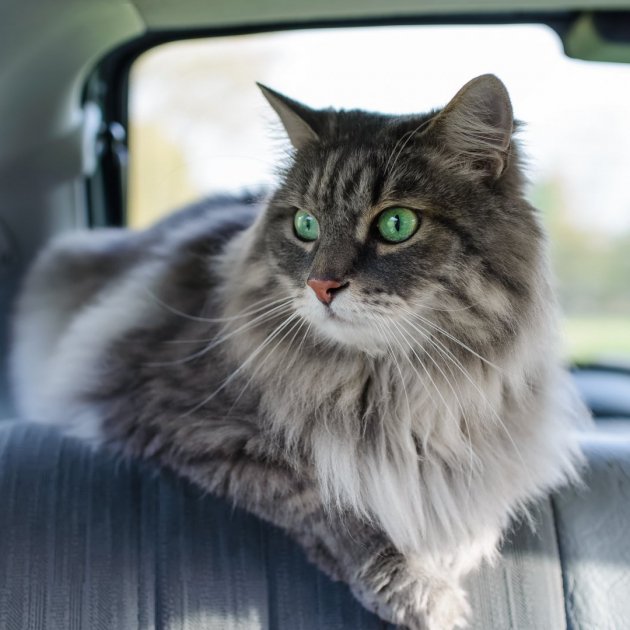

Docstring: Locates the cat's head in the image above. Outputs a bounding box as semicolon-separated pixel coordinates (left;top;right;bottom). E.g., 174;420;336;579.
255;75;545;357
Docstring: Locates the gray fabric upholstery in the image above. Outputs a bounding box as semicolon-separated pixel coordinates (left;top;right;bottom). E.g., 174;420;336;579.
466;503;565;630
552;433;630;630
0;422;619;630
0;423;383;630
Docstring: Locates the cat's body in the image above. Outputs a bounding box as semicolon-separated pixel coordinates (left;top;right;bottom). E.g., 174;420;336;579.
11;76;583;629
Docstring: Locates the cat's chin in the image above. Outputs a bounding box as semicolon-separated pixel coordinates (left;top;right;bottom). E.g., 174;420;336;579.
295;302;389;357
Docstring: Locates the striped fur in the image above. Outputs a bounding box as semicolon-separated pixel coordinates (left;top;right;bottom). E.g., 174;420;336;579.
11;76;584;629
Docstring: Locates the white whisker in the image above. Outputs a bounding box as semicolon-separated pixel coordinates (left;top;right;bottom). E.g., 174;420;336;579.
182;311;301;417
228;315;307;413
144;286;291;324
381;315;455;430
394;317;478;488
370;315;413;433
408;297;486;313
400;314;529;476
399;306;501;371
145;300;293;366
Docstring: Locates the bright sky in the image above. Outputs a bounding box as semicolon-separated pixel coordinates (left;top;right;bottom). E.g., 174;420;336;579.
131;24;630;234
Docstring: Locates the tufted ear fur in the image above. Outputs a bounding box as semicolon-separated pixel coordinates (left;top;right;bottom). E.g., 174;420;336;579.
257;83;320;150
427;74;514;179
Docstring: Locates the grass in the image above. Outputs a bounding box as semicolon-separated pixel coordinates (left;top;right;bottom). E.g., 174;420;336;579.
563;317;630;364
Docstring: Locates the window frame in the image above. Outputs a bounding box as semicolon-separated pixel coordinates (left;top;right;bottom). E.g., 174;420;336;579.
83;11;577;227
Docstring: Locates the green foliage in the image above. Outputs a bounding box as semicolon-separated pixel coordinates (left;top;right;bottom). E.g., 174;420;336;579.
563;317;630;363
530;178;630;362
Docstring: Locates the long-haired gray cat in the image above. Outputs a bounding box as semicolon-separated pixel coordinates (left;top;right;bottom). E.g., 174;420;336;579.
11;74;583;629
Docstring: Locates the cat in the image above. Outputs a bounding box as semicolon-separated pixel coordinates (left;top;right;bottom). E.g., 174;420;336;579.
10;74;583;629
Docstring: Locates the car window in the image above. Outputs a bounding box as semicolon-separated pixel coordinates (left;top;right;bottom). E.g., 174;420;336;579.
127;25;630;365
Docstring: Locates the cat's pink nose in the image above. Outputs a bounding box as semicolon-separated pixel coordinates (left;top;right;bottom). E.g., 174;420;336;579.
307;278;346;305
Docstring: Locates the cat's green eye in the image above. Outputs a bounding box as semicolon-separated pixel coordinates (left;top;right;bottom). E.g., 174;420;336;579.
376;207;419;243
294;209;320;241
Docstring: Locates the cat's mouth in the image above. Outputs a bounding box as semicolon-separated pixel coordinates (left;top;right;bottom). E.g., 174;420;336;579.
321;307;347;323
312;299;356;325
295;293;390;355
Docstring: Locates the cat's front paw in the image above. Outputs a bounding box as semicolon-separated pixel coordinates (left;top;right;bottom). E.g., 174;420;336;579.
351;548;470;630
422;581;470;630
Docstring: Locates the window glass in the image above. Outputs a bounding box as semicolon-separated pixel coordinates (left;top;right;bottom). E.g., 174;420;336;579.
128;25;630;364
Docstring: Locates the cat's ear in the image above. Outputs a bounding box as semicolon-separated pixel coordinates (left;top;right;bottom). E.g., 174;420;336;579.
257;83;320;150
428;74;513;179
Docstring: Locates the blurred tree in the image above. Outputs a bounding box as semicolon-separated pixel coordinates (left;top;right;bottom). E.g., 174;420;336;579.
128;39;281;214
128;122;199;227
531;177;630;317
